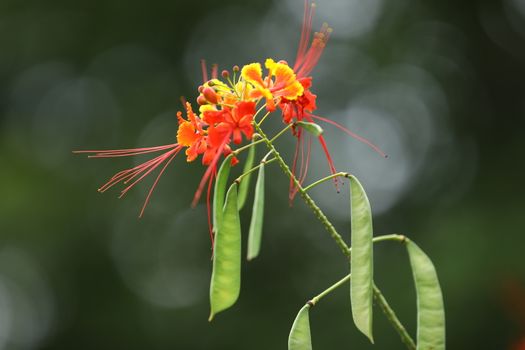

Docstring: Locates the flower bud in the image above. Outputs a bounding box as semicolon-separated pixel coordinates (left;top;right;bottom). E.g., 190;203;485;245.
221;70;229;78
197;95;208;105
232;65;240;72
202;87;218;104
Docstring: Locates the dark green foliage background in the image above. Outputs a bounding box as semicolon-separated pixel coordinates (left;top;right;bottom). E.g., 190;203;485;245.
0;0;524;349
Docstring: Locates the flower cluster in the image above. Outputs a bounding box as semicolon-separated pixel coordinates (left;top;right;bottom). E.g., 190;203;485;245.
76;1;384;239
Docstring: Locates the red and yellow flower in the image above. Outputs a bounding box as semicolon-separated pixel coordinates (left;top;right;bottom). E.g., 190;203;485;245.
77;0;385;241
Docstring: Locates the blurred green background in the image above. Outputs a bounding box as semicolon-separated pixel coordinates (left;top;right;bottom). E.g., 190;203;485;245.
1;0;524;349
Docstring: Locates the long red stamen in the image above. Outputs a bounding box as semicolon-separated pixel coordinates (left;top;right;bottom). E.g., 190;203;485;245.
191;136;230;207
317;133;339;189
100;155;164;193
137;147;181;217
201;59;208;83
118;150;177;198
211;64;219;80
296;23;331;78
307;113;387;158
73;144;179;158
294;1;316;72
76;144;183;217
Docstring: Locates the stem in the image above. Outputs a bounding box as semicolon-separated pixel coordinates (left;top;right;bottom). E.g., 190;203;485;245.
270;123;293;143
302;172;350;192
233;138;264;155
373;284;417;350
256;111;271;126
235;158;276;183
253;122;351;258
309;273;351;306
254;122;416;349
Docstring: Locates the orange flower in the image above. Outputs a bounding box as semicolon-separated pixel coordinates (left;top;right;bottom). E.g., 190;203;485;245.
176;102;208;162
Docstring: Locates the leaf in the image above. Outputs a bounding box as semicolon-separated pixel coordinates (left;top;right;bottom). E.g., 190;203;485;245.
209;184;242;321
247;162;265;260
288;304;312;350
237;145;255;210
296;121;323;136
406;239;445;350
349;175;374;343
213;156;231;233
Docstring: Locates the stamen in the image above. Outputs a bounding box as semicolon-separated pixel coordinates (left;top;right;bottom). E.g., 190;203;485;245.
73;144;179;158
191;136;230;207
201;59;208;83
307;113;387;158
317;134;340;190
295;1;316;72
76;144;183;217
211;64;219;80
138;147;181;217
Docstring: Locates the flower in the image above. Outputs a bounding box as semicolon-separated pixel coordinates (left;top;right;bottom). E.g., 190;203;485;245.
241;59;304;112
76;0;385;240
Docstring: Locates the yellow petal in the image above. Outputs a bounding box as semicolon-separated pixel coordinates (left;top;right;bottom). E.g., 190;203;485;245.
241;63;264;87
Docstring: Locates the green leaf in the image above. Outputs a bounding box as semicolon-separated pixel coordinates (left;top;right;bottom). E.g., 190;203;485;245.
209;184;242;321
237;145;255;210
247;162;265;260
406;239;445;350
213;157;231;233
288;304;312;350
349;175;374;343
296;121;323;136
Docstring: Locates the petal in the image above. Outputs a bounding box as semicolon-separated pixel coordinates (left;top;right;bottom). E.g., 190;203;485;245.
203;110;226;125
241;63;265;87
233;129;242;144
176;121;197;146
185;144;199;162
235;101;256;119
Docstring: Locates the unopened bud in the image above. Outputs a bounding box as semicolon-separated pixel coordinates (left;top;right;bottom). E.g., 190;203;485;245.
198;85;204;93
197;95;208;105
202;87;218;104
221;70;229;78
232;65;240;72
207;80;215;87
